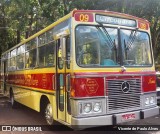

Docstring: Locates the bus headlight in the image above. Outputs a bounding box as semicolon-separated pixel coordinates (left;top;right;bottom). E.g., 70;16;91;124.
145;96;156;106
145;97;149;105
84;103;92;113
93;102;101;112
150;96;155;104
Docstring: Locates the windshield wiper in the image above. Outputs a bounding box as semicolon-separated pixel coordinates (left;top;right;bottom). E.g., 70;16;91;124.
123;29;137;64
96;24;114;49
124;29;137;50
96;24;118;62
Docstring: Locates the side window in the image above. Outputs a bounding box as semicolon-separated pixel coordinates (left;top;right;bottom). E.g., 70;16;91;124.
10;49;17;71
38;30;55;68
17;54;25;69
25;39;37;69
46;42;55;67
25;52;29;68
25;49;37;68
10;57;16;70
46;30;53;43
7;52;10;71
39;30;53;46
26;38;37;50
38;42;55;67
39;45;46;67
39;34;46;46
17;45;25;70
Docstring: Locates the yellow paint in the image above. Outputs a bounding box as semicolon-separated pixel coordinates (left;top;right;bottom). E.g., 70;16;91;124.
72;66;155;73
58;49;62;58
8;67;55;75
54;29;70;40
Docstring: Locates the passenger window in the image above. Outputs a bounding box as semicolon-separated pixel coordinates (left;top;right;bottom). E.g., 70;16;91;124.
38;42;55;67
46;43;55;67
25;49;37;68
39;45;46;67
17;54;25;69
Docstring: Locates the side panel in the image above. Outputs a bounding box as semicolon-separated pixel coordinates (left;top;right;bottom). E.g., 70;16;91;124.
6;68;56;112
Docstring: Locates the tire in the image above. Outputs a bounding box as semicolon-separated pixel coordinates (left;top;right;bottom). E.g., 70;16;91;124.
10;90;17;108
44;103;54;125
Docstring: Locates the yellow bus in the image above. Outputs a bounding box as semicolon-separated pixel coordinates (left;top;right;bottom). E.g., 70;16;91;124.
1;9;159;129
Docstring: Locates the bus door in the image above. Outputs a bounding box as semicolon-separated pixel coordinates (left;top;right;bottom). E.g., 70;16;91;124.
56;36;70;122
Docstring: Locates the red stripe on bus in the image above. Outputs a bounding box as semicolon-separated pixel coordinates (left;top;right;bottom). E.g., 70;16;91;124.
7;73;54;90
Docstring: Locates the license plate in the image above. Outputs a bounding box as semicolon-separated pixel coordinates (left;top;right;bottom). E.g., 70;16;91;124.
122;113;136;121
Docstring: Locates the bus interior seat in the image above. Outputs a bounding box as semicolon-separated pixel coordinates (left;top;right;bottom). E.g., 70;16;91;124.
101;59;115;66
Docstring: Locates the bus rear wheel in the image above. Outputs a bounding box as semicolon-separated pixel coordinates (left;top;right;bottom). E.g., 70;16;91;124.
45;103;54;125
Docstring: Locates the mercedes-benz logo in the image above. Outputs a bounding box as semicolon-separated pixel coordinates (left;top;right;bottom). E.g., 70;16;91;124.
121;81;130;93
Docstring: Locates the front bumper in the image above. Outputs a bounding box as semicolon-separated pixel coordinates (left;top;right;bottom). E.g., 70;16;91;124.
71;106;159;129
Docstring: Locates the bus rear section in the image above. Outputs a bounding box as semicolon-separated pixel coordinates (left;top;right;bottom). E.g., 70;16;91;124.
69;10;159;128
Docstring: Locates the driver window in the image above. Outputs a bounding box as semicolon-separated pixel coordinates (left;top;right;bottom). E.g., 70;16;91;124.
76;26;100;66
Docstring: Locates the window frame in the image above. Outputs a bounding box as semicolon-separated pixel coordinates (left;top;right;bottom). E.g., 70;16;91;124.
75;24;153;68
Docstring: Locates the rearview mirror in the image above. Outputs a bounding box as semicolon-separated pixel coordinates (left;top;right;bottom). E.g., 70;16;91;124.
60;37;66;59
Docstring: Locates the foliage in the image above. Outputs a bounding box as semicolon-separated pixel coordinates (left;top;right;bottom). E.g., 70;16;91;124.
0;0;160;63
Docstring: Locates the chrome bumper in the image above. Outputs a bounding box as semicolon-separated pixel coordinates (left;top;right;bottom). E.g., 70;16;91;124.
71;106;159;129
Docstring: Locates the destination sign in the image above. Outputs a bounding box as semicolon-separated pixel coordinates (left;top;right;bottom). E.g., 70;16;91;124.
96;15;136;27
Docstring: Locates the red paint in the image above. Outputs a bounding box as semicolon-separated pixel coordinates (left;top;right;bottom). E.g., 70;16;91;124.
142;75;156;92
72;77;104;97
71;71;156;97
5;71;156;96
7;73;53;90
74;13;94;22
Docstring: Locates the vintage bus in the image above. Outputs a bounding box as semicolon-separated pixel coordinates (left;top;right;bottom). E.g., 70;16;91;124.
155;64;160;102
1;9;159;129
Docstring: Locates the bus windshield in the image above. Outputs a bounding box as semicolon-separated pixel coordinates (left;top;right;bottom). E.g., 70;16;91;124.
121;29;152;66
75;25;152;67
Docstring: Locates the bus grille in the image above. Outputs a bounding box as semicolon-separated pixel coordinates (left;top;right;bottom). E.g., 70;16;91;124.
106;77;141;113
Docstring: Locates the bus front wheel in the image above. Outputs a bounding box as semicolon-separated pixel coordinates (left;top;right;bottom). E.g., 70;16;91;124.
45;103;54;125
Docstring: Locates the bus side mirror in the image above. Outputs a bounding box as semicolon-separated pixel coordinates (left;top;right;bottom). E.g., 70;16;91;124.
60;37;66;59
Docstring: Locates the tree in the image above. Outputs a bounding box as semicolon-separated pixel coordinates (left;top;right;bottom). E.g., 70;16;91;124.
1;0;160;63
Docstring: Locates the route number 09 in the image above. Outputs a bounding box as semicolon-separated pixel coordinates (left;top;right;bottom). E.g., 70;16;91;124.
79;14;89;22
